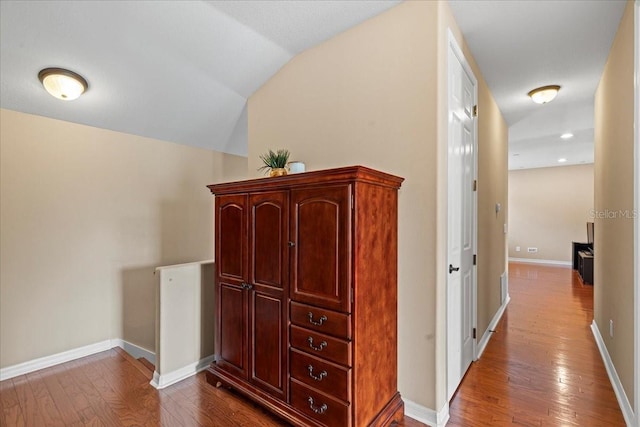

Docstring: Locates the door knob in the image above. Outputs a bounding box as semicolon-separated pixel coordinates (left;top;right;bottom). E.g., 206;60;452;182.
449;264;460;274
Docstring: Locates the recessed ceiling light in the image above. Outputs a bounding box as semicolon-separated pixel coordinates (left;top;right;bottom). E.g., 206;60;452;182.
560;133;574;139
527;85;560;104
38;68;88;101
558;158;568;163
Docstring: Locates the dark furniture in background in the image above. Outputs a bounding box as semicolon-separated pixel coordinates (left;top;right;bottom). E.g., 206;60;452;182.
573;222;595;285
572;241;593;270
578;251;594;285
206;166;404;427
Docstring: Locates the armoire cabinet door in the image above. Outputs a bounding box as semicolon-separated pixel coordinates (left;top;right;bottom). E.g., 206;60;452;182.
218;283;247;377
248;191;288;398
216;194;249;378
290;185;351;313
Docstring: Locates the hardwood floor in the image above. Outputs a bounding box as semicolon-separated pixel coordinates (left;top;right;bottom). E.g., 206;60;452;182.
0;262;625;426
1;348;289;427
448;262;626;426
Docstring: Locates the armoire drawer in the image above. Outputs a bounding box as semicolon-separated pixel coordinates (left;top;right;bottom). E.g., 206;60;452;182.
290;325;351;366
291;379;350;427
291;301;351;339
290;349;350;402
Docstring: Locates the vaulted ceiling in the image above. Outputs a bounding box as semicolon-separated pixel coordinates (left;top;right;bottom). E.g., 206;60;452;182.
0;0;400;156
0;1;627;169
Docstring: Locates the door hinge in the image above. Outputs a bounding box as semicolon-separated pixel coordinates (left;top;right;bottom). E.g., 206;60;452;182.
473;180;477;191
350;288;354;304
473;254;477;265
351;193;355;210
473;105;478;117
473;328;476;339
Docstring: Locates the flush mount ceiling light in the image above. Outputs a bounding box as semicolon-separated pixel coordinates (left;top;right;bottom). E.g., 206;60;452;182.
558;158;568;163
561;133;574;139
38;68;88;101
527;85;560;104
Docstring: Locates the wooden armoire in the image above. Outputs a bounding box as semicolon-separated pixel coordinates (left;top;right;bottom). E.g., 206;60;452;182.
206;166;404;427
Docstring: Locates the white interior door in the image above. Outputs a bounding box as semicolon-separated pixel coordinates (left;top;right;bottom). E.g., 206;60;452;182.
447;31;477;401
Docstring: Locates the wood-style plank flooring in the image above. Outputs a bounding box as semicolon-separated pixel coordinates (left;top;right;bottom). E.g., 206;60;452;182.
0;262;625;426
448;262;626;426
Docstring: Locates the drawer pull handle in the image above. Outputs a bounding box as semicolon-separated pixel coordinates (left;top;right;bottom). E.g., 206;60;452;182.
307;337;327;351
307;397;328;414
308;312;327;326
307;365;327;381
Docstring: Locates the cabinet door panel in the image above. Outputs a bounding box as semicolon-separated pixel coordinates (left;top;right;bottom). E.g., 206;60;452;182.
247;191;288;398
218;283;247;378
250;192;288;289
291;185;351;312
216;194;248;378
250;290;285;397
217;195;248;281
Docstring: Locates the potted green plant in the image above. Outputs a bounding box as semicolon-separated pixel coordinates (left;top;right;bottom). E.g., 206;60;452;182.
258;149;290;177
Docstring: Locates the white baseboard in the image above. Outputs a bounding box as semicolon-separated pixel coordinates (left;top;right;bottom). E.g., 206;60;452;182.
110;339;156;365
150;355;215;389
404;399;449;427
590;321;635;426
0;339;113;381
509;257;571;267
477;294;510;359
0;339;156;382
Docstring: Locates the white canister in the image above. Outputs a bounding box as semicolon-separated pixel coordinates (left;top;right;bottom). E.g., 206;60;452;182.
288;161;306;173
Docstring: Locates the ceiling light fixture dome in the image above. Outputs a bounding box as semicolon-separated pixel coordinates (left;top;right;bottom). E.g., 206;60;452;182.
527;85;560;104
38;68;88;101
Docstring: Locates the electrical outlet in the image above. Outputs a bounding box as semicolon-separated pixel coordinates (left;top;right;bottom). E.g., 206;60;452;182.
527;247;538;253
609;319;614;337
515;246;521;252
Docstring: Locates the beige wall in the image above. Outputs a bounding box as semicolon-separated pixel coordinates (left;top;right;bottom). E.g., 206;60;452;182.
508;164;594;262
0;109;247;368
473;60;509;349
249;1;439;407
593;0;635;406
248;0;508;410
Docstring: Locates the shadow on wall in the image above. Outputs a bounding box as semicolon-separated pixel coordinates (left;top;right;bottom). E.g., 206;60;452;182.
120;194;214;355
160;198;213;267
122;266;156;352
